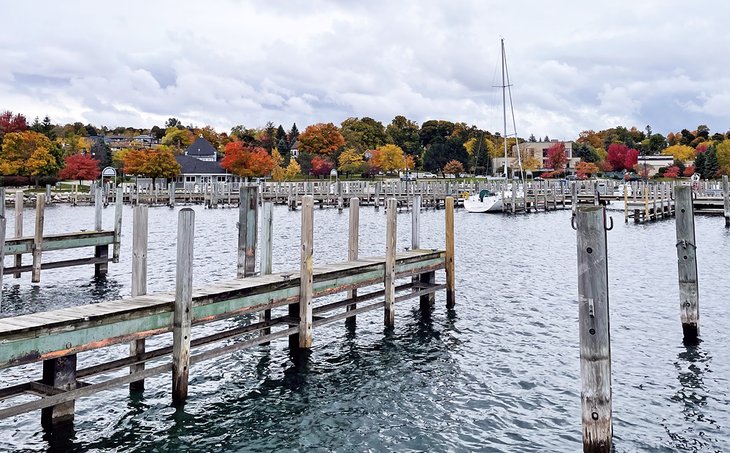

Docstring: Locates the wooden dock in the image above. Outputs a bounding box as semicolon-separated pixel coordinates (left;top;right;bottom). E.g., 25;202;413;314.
0;191;455;427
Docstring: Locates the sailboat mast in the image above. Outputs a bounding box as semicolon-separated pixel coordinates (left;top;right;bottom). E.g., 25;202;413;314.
501;38;508;178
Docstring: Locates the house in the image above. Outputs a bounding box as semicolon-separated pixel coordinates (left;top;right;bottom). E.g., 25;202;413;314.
494;140;579;175
184;136;217;162
637;155;675;177
132;134;155;147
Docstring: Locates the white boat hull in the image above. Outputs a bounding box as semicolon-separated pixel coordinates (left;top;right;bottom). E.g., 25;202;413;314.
463;193;505;213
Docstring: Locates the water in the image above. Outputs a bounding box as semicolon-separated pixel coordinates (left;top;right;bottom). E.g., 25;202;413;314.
1;203;729;452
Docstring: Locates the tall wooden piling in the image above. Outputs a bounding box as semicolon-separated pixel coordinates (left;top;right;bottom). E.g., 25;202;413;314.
571;182;577;213
298;196;314;349
237;186;258;278
674;186;700;343
168;182;175;208
41;354;77;427
14;191;23;278
95;187;103;231
412;195;421;250
0;215;5;305
575;206;612;452
172;209;195;404
113;188;123;263
723;175;729;228
130;205;148;391
259;202;273;339
346;197;360;324
384;198;397;327
32;195;45;283
445;196;456;308
374;182;381;211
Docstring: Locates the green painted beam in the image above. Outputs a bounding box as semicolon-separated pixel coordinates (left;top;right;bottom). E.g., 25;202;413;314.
2;231;116;255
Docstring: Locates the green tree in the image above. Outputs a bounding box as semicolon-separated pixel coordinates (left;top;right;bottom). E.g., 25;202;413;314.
705;145;719;177
340;117;387;152
694;151;707;178
423;136;468;173
386;115;421;156
419;120;454;147
573;142;601;163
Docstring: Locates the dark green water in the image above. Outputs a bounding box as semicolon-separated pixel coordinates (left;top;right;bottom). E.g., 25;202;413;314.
1;204;729;451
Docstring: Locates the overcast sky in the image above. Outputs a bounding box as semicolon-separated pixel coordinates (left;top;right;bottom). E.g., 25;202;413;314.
1;0;729;140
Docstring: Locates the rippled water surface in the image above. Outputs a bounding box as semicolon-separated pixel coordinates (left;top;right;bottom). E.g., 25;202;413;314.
1;203;729;452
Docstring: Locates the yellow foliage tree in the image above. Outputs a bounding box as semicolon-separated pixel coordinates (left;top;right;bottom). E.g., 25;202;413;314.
338;148;365;174
662;144;695;162
27;147;60;185
285;159;301;180
270;148;285;181
370;144;405;173
717;140;730;174
522;156;541;171
0;131;54;175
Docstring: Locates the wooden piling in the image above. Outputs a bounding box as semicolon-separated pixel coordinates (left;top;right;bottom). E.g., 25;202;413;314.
384;198;397;327
298;196;314;349
571;182;577;213
14;191;23;278
445;196;455;308
40;354;77;427
575;206;612;452
237;186;258;278
346;197;360;324
723;175;729;228
259;202;273;339
674;186;700;343
374;182;381;211
32;194;45;283
412;195;421;250
130;205;148;391
113;187;123;263
95;187;103;231
0;187;4;218
168;182;175;208
0;215;5;305
172;208;195;404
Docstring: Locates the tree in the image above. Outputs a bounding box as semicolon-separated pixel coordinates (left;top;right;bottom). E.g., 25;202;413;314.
270;149;285;182
423;136;468;173
340;117;387;152
573;142;601;163
285;159;301;180
716;140;730;176
606;143;639;171
298;123;345;156
0;110;28;145
370;144;406;174
575;161;600;179
165;117;182;129
443;159;464;176
337;148;366;175
663;165;680;178
386;115;421;156
122;147;181;186
693;151;707;178
311;155;334;177
545;142;568;172
59;153;101;183
0;130;53;176
161;128;194;152
288;123;300;147
662;144;695;162
221;141;274;178
419;120;454;147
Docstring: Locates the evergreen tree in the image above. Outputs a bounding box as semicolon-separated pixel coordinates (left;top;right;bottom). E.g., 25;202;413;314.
41;115;56;140
276;125;288;151
543;135;550;142
91;140;113;169
705;146;719;178
528;133;537;142
288;123;299;147
693;152;706;178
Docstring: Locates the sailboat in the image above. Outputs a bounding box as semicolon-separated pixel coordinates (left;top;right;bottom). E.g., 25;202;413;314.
464;38;524;213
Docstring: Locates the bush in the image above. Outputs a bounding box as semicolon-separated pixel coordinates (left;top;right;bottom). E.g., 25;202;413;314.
0;175;32;187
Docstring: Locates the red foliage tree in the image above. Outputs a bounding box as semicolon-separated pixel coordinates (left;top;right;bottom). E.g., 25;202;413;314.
664;165;680;178
59;153;101;182
606;143;639;171
683;165;695;177
311;155;335;177
220;141;274;178
0;110;28;135
545;142;568;172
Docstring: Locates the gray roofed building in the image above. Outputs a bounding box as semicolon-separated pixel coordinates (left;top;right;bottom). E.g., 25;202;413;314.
184;136;217;161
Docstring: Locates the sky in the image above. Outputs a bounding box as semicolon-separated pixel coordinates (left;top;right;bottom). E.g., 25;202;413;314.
1;0;729;140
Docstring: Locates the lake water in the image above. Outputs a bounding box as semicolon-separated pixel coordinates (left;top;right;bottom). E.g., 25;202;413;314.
1;202;729;452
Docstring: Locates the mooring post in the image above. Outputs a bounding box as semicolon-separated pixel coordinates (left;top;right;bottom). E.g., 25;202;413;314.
346;197;360;325
31;194;45;284
384;198;397;327
113;187;123;263
575;205;612;452
723;175;729;228
237;185;258;278
412;194;421;250
172;208;195;404
130;205;149;391
298;195;314;349
0;187;4;218
168;182;175;208
623;184;629;223
94;187;109;277
259;202;273;341
40;354;77;427
95;187;103;231
337;180;343;212
45;184;51;202
445;196;456;308
0;215;5;305
14;191;23;278
374;182;381;211
414;194;435;311
674;186;700;343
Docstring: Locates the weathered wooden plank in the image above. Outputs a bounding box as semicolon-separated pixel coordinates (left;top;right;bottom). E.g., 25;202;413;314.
3;231;116;256
95;187;103;231
299;196;314;349
384;198;396;327
723;175;729;227
576;206;612;452
14;191;23;278
131;204;148;391
172;208;194;403
31;195;45;283
259;202;273;340
237;185;258;278
674;186;700;343
346;197;359;324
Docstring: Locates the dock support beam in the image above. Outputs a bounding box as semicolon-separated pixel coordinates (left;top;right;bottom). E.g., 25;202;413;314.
384;198;396;327
14;191;23;278
172;209;195;404
674;186;700;343
445;196;456;308
723;175;729;228
237;185;258;278
32;195;45;283
346;197;359;326
575;206;612;453
130;205;148;391
94;188;108;277
41;354;77;427
113;188;123;263
259;202;273;341
298;196;314;349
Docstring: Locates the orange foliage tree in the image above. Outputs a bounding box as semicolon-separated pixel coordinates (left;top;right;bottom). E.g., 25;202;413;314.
575;161;600;179
221;141;274;178
443;159;465;176
122;147;181;185
298;123;345;156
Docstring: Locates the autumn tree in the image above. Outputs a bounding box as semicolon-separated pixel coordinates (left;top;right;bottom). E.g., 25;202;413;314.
370;144;406;174
661;144;695;162
606;143;639;171
161;128;195;153
298;123;345;157
0;110;28;145
443;159;465;177
59;153;101;183
270;148;285;182
337;148;366;175
0;131;53;176
311;155;335;177
220;141;274;178
122;147;181;186
285;159;301;180
575;161;600;179
545;142;568;172
716;139;730;176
